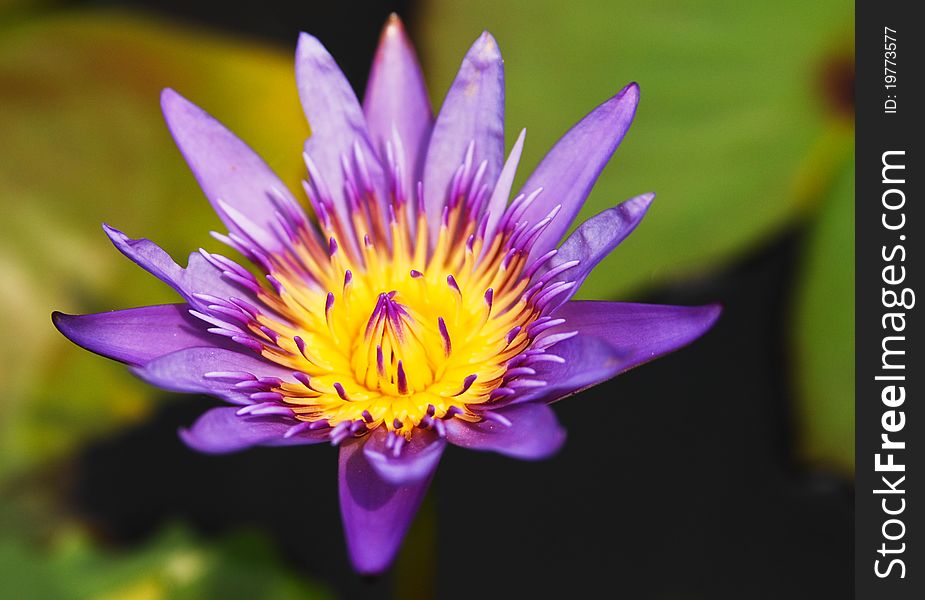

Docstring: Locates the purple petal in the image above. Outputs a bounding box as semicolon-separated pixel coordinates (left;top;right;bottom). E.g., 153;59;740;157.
482;128;526;247
103;225;253;305
541;192;654;297
180;407;326;454
363;15;433;185
518;83;640;263
521;301;721;404
423;32;504;240
296;33;386;232
131;347;295;405
362;427;446;485
339;436;437;575
512;334;630;405
444;403;565;460
160;89;299;253
52;304;232;367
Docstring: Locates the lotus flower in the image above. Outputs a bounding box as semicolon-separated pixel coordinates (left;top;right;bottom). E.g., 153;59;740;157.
53;16;720;574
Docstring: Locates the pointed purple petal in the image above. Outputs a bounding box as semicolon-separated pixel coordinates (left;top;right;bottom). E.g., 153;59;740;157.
180;407;326;454
519;301;721;404
131;347;295;405
482;128;526;247
444;403;565;460
513;334;630;405
339;437;437;575
296;33;386;228
363;15;433;185
423;32;504;240
52;304;231;367
103;225;253;305
518;83;640;262
362;427;446;485
541;192;654;296
160;89;300;253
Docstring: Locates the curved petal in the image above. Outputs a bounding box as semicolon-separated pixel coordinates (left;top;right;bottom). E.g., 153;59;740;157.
444;403;565;460
339;436;437;575
512;334;630;405
558;301;722;369
518;83;640;263
103;225;254;306
131;347;295;405
519;301;721;404
540;192;654;298
362;427;445;485
296;33;386;234
423;31;504;241
160;89;300;253
52;304;232;367
363;15;433;186
179;407;326;454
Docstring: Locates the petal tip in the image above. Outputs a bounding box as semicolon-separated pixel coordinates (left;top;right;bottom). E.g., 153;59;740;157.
296;32;324;57
382;13;406;36
160;88;194;121
101;223;132;249
470;30;501;63
702;303;724;326
633;192;656;211
50;310;71;335
160;87;180;106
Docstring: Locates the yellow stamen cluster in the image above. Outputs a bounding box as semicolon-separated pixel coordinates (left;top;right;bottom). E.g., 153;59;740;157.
250;202;540;436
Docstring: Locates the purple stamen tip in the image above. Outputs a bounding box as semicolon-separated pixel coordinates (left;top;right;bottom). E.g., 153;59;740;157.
325;291;335;312
454;374;477;396
410;269;423;278
438;317;452;355
333;382;349;401
484;288;494;308
362;410;374;423
396;360;409;394
344;269;353;287
393;418;404;430
447;275;460;294
328;237;338;256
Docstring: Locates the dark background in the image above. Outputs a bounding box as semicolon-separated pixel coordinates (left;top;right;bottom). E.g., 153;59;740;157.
55;1;853;598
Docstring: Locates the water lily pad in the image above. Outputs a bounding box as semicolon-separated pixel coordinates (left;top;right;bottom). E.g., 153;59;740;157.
0;525;331;599
418;0;852;298
0;10;308;478
793;154;854;473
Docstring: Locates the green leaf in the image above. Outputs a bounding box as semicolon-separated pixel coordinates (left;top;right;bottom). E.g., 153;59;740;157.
792;153;854;473
0;524;331;600
418;0;852;298
0;10;308;478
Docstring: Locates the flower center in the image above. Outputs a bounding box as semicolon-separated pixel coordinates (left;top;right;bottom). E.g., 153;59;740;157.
238;201;546;437
198;141;572;439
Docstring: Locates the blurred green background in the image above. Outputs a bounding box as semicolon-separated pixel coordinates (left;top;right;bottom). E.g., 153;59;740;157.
1;0;853;598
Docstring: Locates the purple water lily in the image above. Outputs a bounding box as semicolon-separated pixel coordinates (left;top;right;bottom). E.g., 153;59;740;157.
53;16;719;574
